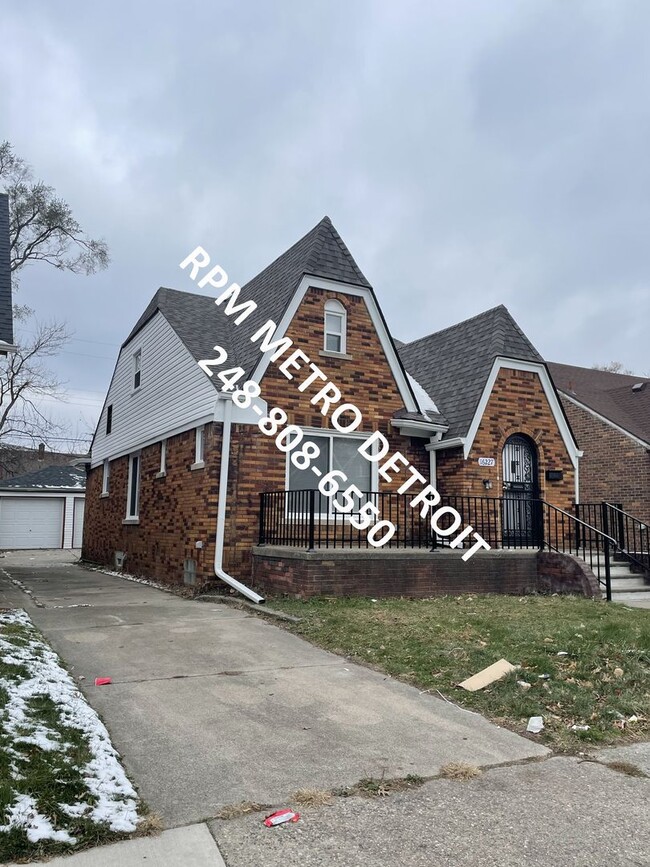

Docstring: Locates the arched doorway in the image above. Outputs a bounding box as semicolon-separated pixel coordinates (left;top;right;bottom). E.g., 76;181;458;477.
502;434;540;546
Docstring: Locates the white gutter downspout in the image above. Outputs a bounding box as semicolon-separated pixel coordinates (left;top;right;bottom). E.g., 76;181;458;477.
214;396;265;604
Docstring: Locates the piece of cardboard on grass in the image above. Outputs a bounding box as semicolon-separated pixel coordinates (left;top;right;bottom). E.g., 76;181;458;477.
458;658;516;692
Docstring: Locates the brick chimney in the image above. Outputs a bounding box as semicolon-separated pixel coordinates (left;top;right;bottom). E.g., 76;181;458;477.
0;192;15;353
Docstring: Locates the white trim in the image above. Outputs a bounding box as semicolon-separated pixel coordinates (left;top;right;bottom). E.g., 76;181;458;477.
391;418;448;438
160;439;167;474
560;391;650;451
90;413;215;468
195;425;204;464
464;358;580;467
324;299;347;354
101;459;110;495
249;275;419;413
126;452;141;519
429;447;437;488
426;436;466;452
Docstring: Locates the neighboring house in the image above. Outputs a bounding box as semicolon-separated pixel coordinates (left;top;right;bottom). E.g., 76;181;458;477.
0;192;16;354
83;217;581;593
0;444;88;481
0;464;86;549
547;362;650;524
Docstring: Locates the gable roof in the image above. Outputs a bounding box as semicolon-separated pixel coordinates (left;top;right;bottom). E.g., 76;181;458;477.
123;216;371;381
548;362;650;446
0;464;86;491
0;192;14;349
398;305;544;439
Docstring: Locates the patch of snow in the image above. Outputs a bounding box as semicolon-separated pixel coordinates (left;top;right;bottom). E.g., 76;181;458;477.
89;566;172;594
405;371;439;415
0;609;139;836
0;795;76;844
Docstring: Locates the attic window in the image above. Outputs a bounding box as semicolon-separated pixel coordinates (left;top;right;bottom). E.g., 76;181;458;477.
324;299;346;354
106;405;113;435
133;350;142;389
632;382;646;393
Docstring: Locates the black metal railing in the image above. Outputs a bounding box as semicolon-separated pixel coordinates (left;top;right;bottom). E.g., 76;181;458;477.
258;491;634;599
577;502;649;576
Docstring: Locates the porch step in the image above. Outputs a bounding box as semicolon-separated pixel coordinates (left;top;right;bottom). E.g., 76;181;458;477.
610;576;650;592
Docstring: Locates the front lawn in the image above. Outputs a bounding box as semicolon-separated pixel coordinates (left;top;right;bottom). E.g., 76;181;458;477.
0;609;141;862
268;594;650;750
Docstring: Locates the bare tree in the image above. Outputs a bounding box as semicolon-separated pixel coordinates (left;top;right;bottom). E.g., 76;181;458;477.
0;140;109;277
0;310;73;456
592;361;634;375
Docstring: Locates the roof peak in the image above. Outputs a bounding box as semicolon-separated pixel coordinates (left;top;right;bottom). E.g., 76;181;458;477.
403;304;511;349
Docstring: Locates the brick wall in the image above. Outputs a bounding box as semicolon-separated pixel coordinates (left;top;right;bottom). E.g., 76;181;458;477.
251;547;600;599
560;395;650;524
437;367;575;511
83;423;222;586
222;285;430;579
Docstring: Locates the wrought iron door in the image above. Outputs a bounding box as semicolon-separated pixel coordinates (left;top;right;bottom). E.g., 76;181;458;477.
502;435;540;545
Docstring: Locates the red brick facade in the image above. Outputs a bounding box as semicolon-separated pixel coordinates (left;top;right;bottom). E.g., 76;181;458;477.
436;367;575;511
559;395;650;524
83;290;579;593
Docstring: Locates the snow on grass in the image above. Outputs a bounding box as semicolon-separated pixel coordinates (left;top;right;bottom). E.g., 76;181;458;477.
0;609;140;856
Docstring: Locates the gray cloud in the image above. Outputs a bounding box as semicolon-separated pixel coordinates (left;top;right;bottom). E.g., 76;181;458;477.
2;0;649;443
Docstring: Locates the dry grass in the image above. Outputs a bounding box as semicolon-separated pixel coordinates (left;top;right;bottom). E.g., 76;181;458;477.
439;762;482;781
134;812;164;836
605;760;647;778
292;789;335;807
215;801;270;820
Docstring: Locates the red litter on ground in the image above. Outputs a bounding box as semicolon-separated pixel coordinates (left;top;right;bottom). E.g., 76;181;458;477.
263;809;300;827
94;677;112;686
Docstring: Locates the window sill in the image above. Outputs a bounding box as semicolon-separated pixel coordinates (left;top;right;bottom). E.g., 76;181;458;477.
319;349;353;360
190;461;205;471
122;517;140;525
100;492;110;498
155;471;167;479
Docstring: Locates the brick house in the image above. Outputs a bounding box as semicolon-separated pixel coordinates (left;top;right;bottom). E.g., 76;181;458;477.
83;218;581;596
547;363;650;524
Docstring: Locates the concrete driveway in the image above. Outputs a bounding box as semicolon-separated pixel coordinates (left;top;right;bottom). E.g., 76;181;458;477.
0;551;548;827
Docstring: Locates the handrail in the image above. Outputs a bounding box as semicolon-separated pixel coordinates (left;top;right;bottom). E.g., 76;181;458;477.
604;502;649;528
546;502;618;547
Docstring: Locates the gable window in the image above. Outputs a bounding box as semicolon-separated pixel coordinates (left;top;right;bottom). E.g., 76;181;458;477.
288;433;371;514
133;350;142;390
324;299;346;354
101;459;110;495
126;454;140;519
192;426;205;470
106;405;113;435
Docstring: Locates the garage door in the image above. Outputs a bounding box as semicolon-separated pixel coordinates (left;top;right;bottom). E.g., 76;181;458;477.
73;498;85;548
0;497;65;549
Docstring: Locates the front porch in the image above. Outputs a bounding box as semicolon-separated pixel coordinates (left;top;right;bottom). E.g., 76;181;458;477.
256;491;650;601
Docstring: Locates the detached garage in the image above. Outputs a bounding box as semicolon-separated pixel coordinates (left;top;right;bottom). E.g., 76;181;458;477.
0;465;86;550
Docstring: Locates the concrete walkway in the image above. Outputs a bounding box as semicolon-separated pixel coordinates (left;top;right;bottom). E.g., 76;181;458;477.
0;551;548;828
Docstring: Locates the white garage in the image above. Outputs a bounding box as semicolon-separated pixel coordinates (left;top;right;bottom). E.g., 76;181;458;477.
0;464;86;550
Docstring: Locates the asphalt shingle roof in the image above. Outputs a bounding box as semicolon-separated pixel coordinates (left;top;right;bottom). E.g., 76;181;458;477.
547;362;650;446
398;305;543;439
123;216;371;381
0;465;86;490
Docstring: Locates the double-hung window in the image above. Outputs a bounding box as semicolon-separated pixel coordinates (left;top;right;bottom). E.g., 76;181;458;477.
192;426;205;469
126;454;140;519
288;433;372;515
324;300;346;354
101;459;110;495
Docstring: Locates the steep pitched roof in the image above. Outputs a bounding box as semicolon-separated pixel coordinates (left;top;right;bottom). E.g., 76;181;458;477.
123;216;371;380
548;362;650;446
0;464;86;491
398;305;543;439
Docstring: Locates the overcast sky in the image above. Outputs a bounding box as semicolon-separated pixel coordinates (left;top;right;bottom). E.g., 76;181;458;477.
2;0;649;448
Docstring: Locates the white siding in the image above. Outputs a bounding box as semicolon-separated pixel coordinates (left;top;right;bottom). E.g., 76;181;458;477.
92;312;219;467
73;497;85;547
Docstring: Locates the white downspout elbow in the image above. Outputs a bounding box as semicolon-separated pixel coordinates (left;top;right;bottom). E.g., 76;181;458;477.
214;395;265;604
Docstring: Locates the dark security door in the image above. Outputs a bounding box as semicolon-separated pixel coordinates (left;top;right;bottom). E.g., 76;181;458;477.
502;434;540;546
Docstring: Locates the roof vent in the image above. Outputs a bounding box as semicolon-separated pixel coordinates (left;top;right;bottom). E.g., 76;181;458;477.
632;382;646;393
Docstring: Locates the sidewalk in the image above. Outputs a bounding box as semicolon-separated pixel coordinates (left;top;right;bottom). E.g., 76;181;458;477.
7;825;225;867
